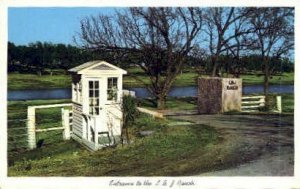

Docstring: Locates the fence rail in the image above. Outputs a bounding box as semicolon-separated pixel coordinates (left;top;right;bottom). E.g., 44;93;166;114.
241;96;265;112
241;95;282;113
7;119;29;151
8;104;73;151
27;103;72;149
36;127;64;132
137;107;164;118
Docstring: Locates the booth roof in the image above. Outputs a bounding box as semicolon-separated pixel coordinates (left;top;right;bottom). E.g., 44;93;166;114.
68;60;127;74
68;60;101;73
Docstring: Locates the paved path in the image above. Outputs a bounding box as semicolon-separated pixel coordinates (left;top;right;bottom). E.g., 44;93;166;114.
200;148;293;176
174;114;294;176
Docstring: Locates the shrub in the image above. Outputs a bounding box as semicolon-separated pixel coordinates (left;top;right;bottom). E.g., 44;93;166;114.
121;95;138;143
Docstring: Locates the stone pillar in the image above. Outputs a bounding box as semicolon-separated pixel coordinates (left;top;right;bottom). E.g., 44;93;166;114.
198;77;242;114
198;77;223;114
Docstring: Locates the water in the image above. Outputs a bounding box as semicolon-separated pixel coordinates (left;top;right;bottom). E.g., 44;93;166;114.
131;85;294;98
8;88;72;101
8;85;294;100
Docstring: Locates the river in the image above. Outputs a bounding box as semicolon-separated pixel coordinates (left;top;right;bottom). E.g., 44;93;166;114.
8;85;294;101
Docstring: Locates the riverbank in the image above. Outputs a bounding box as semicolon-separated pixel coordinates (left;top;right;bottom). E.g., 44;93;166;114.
7;70;294;90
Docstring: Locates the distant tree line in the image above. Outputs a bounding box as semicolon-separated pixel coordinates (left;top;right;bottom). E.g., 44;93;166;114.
8;41;134;76
187;54;293;76
8;41;87;75
8;41;293;76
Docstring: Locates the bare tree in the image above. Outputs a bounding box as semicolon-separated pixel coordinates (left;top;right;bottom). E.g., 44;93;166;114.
248;7;294;107
76;7;203;109
203;7;252;77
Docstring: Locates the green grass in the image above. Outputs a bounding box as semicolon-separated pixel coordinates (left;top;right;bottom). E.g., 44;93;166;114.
7;97;293;176
8;73;72;90
8;112;258;176
139;97;197;111
8;107;222;176
8;68;294;90
275;93;294;113
240;72;294;85
281;94;294;113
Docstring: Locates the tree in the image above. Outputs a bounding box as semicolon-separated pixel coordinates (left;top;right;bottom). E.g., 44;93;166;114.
8;42;17;72
76;7;203;109
203;7;252;77
248;7;294;107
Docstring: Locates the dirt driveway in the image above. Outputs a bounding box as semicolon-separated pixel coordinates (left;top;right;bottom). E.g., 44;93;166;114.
174;114;294;176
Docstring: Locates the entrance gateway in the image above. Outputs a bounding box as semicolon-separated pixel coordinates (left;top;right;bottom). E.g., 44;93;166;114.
69;61;127;151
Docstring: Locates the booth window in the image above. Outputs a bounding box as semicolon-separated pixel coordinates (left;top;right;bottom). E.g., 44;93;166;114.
89;80;100;115
78;81;82;103
73;81;82;104
107;77;118;101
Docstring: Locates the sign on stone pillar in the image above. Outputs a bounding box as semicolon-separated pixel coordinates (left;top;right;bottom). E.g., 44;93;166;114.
198;77;242;114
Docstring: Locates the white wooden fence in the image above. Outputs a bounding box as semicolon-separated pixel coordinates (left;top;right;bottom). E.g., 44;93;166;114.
122;89;136;97
137;107;164;118
241;95;282;113
27;103;72;149
241;96;265;112
8;119;29;151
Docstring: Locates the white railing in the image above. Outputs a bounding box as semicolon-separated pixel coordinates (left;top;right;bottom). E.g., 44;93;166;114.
241;95;282;113
137;107;164;118
241;96;265;112
122;90;136;97
27;103;72;149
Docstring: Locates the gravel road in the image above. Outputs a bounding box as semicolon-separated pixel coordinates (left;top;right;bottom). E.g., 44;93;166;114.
174;114;294;176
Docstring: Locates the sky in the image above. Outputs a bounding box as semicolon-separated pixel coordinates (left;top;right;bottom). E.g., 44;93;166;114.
7;7;294;61
8;7;116;46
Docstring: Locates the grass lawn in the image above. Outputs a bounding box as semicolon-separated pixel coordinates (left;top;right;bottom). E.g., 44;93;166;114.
278;93;294;113
8;68;294;90
240;72;294;85
8;73;72;90
8;98;268;176
139;97;197;111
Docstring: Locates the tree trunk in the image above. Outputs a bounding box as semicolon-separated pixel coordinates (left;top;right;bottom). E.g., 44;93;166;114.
263;74;270;109
120;127;125;147
37;70;42;77
157;95;166;110
263;61;270;109
211;56;218;77
64;69;68;75
125;127;130;144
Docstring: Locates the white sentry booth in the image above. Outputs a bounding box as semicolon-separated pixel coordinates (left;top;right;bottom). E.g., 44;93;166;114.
68;60;127;151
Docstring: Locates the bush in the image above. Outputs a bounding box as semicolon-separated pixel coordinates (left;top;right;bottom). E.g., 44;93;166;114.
122;95;138;126
121;95;138;143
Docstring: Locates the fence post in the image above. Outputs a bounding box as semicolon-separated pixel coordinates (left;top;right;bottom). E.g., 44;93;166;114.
62;108;71;140
276;96;282;113
27;107;36;149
